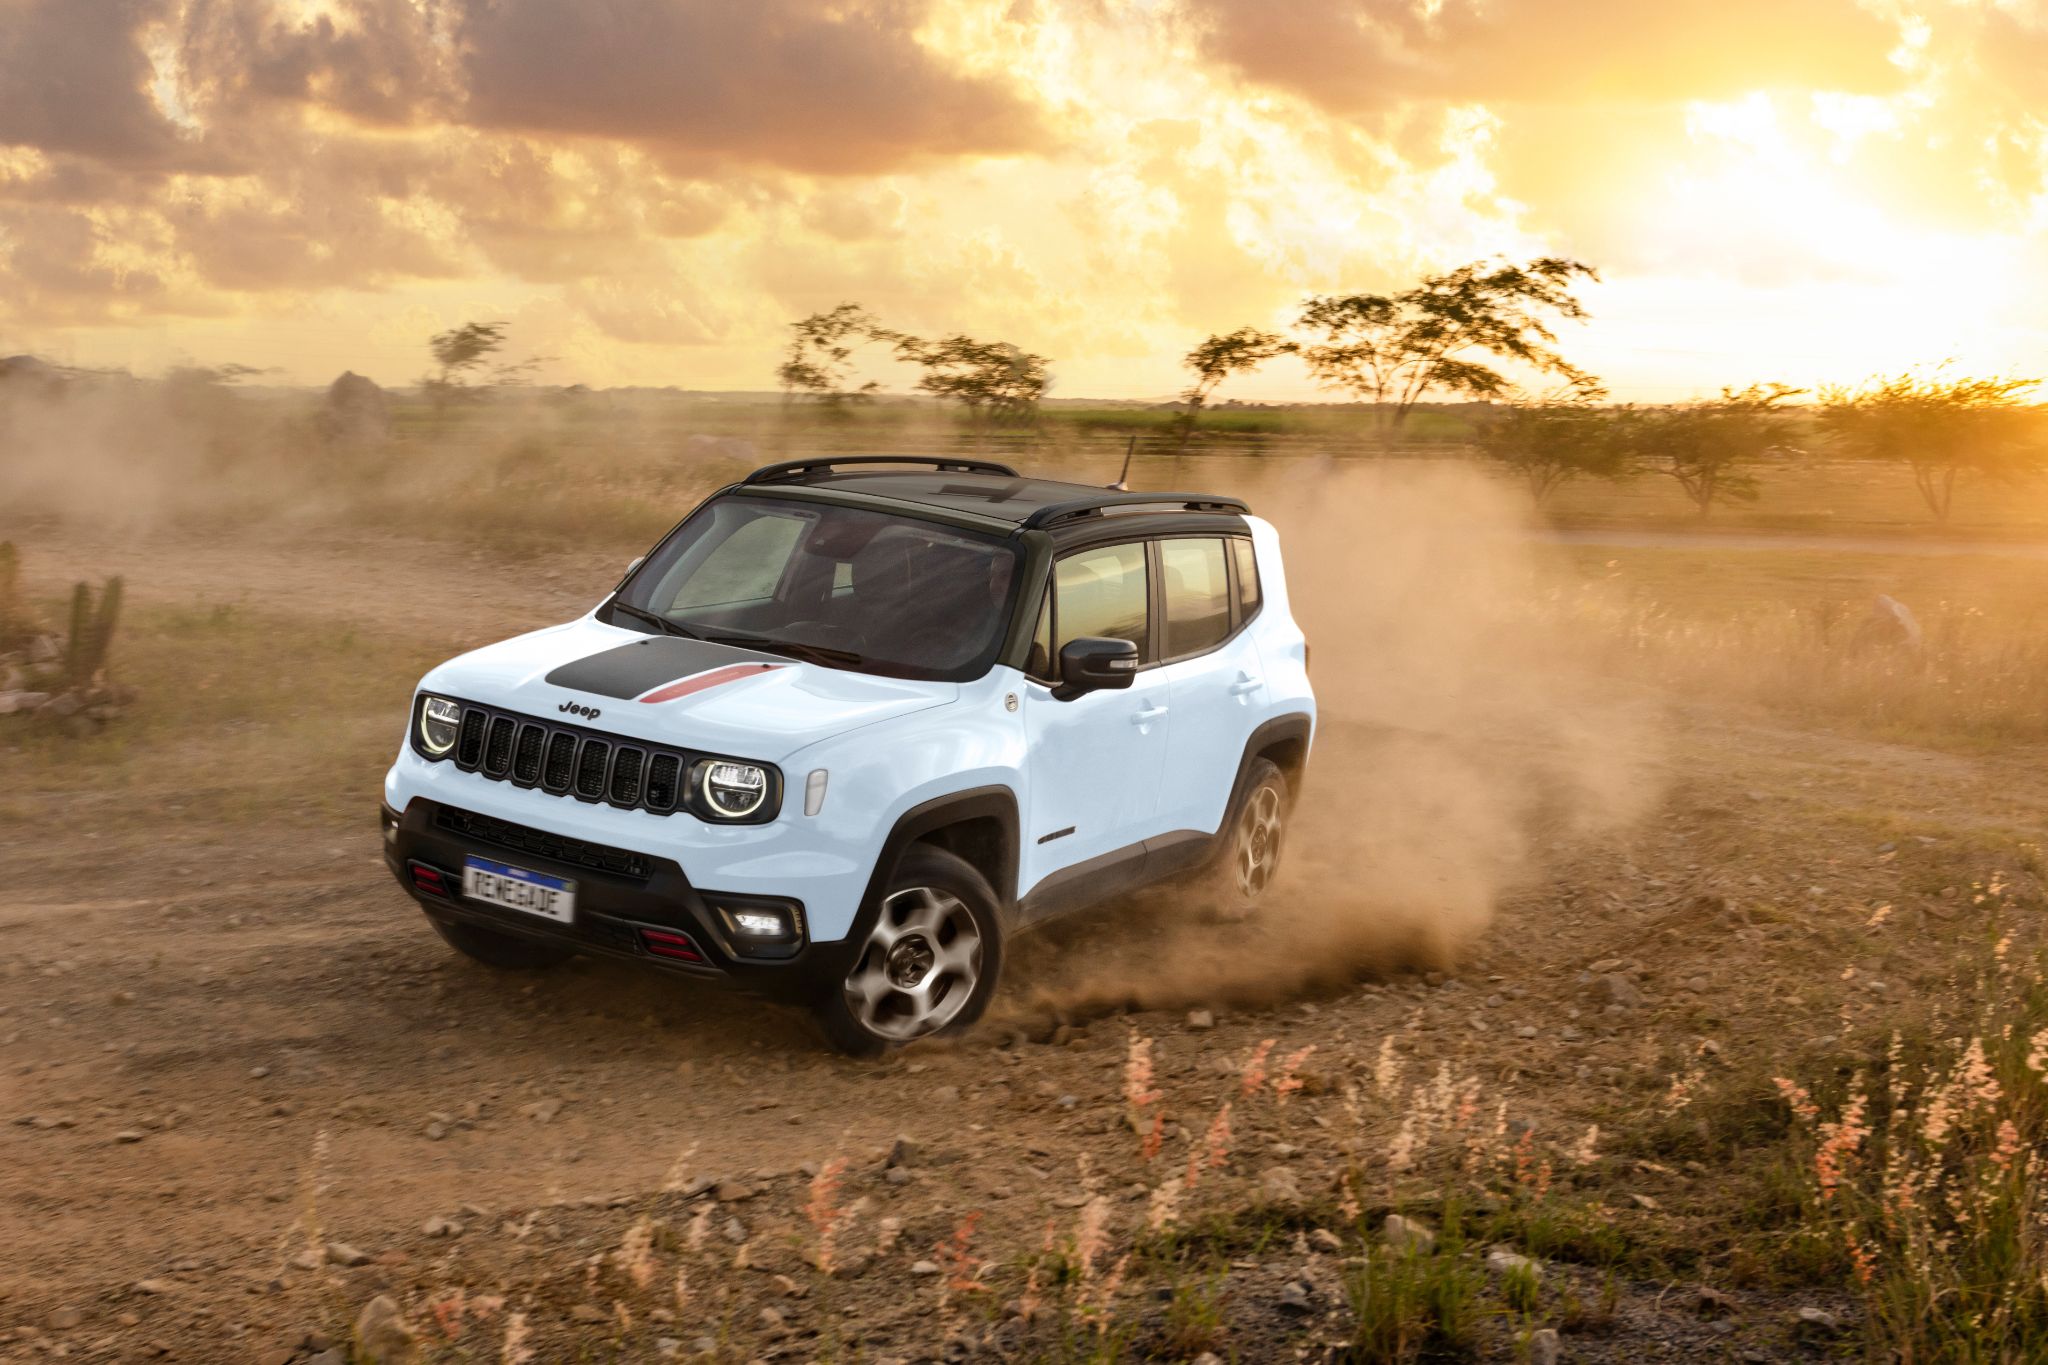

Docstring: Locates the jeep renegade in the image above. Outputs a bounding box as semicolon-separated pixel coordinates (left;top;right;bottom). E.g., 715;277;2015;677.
382;457;1315;1053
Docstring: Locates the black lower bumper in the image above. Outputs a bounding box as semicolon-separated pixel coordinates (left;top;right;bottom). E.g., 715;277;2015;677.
381;799;854;1003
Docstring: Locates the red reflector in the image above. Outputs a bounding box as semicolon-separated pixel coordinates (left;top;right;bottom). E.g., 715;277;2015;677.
640;929;703;963
410;863;447;893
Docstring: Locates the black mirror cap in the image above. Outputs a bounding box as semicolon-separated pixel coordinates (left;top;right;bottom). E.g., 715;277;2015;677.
1053;636;1139;700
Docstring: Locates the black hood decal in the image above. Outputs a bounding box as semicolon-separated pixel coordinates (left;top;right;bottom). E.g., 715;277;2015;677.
545;636;783;700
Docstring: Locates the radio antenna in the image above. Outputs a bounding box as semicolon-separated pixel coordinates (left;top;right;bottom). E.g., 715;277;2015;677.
1108;434;1136;491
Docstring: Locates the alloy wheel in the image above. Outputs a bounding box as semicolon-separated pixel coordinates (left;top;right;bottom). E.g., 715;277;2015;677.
1235;784;1284;900
843;886;984;1042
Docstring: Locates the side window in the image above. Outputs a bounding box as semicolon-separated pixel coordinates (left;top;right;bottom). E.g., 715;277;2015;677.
1230;537;1261;622
667;513;805;611
1159;538;1231;658
1054;542;1149;662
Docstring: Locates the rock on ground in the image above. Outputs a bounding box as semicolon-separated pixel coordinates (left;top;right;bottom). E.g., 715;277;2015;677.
353;1295;417;1364
1383;1214;1437;1254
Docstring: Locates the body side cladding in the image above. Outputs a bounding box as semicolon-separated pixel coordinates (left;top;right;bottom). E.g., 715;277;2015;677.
1192;712;1315;875
1245;713;1314;795
858;785;1023;928
1014;828;1214;926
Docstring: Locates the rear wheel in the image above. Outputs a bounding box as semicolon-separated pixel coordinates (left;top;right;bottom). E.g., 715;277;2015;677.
814;845;1003;1056
428;914;574;970
1202;757;1290;919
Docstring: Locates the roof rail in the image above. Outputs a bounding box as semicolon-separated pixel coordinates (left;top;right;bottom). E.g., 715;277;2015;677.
1020;491;1251;531
742;455;1021;486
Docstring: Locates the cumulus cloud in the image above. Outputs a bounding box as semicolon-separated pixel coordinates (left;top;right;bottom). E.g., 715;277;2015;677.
1185;0;1905;111
0;0;190;168
0;0;2044;396
0;0;1050;331
455;0;1049;173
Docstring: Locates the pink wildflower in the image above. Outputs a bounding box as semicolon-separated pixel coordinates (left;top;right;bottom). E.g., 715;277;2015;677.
1274;1045;1316;1104
1241;1039;1276;1096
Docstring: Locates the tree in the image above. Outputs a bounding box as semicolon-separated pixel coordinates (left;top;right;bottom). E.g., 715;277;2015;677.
1818;371;2046;522
1622;383;1803;518
894;333;1050;434
777;303;885;408
1295;257;1599;436
422;321;538;410
1173;327;1295;452
1474;383;1629;502
163;363;265;388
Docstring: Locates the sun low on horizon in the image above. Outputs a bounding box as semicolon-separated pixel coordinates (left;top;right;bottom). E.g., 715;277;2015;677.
2;0;2046;403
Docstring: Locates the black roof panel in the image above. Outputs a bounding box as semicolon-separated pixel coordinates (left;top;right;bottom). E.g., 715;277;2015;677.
734;459;1249;533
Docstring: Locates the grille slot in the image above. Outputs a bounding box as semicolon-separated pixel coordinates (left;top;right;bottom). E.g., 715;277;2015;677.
541;731;578;792
482;717;517;776
434;807;653;879
574;739;611;799
610;748;645;805
645;753;681;812
456;709;488;768
511;723;546;785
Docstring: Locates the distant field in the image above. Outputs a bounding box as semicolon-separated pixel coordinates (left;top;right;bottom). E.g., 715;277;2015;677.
373;396;2048;544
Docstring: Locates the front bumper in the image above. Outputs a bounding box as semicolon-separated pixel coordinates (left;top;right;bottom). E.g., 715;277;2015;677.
382;799;859;1002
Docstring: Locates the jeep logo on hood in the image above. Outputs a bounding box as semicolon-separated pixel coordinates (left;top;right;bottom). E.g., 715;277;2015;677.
559;702;602;719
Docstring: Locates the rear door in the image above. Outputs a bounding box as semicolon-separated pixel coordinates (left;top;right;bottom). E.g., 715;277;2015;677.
1018;540;1172;902
1154;535;1267;838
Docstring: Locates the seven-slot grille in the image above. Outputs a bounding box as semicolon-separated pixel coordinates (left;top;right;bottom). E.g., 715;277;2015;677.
440;700;691;816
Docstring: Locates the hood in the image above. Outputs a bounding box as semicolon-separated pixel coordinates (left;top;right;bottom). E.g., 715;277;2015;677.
420;617;955;761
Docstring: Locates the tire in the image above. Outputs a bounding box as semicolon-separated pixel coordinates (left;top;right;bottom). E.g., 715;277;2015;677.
813;844;1005;1056
428;914;574;970
1201;757;1290;919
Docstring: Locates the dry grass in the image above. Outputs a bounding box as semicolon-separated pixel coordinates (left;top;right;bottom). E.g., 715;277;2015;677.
1552;547;2048;749
1770;910;2048;1360
2;596;440;831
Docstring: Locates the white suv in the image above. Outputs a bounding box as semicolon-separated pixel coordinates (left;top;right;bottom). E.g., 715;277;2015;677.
381;458;1315;1053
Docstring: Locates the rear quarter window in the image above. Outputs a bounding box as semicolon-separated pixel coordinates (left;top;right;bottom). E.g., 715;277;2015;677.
1230;536;1261;621
1160;538;1231;657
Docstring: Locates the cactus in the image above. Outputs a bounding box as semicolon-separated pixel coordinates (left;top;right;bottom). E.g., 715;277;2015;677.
62;576;122;689
65;583;89;683
0;541;21;649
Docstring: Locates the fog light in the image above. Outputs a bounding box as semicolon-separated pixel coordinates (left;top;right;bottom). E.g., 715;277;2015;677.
732;909;788;937
710;899;805;958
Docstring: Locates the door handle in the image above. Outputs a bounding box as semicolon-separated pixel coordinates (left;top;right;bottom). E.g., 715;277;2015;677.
1131;704;1169;725
1229;675;1263;695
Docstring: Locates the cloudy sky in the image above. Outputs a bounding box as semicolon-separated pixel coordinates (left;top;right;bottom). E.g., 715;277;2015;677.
2;0;2046;400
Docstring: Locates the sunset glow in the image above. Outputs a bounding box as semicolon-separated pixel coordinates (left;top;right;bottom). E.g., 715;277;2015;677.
3;0;2046;399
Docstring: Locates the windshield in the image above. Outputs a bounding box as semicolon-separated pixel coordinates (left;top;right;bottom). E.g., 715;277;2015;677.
609;495;1022;682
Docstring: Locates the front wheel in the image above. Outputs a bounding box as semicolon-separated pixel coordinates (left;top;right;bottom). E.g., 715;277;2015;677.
813;845;1004;1056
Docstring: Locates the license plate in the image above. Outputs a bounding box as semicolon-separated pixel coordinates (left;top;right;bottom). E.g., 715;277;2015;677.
462;856;575;923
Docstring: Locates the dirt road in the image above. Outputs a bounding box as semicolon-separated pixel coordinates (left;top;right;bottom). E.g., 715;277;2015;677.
3;526;2042;1362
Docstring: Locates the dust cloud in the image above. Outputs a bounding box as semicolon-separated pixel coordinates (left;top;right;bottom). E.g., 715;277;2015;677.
0;371;335;531
0;372;1662;1017
1012;461;1665;1017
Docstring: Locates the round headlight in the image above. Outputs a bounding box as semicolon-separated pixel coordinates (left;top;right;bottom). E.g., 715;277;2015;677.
419;696;461;756
698;760;768;818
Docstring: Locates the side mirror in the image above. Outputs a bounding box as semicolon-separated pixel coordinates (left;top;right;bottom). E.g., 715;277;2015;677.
626;555;645;574
1054;636;1139;701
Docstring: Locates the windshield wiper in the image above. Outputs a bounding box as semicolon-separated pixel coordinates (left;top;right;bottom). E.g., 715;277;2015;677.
700;632;864;669
608;600;700;640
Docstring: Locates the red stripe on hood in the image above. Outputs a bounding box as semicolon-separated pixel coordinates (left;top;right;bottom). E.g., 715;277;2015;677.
634;662;784;704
